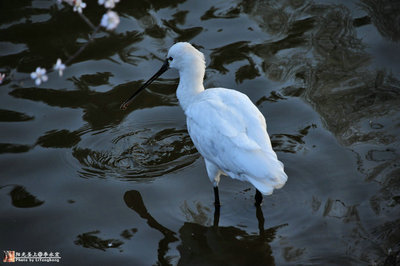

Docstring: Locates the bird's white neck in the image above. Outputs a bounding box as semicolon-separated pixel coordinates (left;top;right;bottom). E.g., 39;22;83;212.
176;66;205;111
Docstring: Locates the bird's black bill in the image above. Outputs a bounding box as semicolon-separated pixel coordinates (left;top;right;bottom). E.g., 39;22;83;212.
120;59;170;110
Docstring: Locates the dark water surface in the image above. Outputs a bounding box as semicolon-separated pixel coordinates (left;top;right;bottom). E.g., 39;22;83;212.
1;0;400;265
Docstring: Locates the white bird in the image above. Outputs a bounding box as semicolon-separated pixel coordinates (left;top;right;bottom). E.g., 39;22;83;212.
121;42;288;206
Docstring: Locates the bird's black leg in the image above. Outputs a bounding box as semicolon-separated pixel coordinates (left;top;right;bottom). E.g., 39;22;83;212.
214;186;220;206
256;205;265;238
213;203;220;228
255;189;263;206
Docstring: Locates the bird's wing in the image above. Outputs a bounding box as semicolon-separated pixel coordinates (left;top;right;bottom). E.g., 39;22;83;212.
185;89;286;192
186;89;264;151
209;89;272;151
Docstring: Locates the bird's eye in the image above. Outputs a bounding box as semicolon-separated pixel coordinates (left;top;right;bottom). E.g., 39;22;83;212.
168;57;173;61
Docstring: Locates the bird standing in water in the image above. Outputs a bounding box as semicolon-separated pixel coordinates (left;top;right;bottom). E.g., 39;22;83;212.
121;42;287;206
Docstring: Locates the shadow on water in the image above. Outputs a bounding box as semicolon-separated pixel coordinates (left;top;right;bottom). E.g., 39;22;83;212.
0;2;144;71
361;0;400;42
0;184;44;208
177;207;286;266
75;230;125;252
122;190;285;265
124;190;178;265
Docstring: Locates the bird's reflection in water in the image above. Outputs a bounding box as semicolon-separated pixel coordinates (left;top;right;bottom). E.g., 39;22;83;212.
123;190;178;265
124;190;286;265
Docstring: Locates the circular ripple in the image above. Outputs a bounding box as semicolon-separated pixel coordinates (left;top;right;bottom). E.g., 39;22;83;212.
69;106;199;180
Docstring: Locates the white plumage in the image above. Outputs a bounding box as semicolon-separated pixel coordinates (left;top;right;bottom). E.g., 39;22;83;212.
121;42;288;205
186;88;286;195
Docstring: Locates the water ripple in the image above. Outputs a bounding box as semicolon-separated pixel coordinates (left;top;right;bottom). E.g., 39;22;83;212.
68;108;199;180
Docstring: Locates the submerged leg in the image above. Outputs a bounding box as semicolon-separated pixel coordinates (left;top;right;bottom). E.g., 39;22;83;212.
256;205;265;237
214;186;220;206
255;189;263;206
213;202;220;227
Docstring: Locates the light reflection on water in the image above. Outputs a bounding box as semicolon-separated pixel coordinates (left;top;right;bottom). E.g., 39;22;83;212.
0;0;399;264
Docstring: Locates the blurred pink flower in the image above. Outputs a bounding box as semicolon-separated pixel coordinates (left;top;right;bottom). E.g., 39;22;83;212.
0;73;5;84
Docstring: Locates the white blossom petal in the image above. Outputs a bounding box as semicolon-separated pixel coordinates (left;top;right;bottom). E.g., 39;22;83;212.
73;0;86;13
31;67;48;86
101;11;120;31
54;58;66;77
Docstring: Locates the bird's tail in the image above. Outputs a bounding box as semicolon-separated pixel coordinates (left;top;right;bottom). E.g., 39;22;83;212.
246;164;288;195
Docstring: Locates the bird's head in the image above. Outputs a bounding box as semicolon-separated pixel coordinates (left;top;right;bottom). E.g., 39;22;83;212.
120;42;204;110
167;42;205;72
